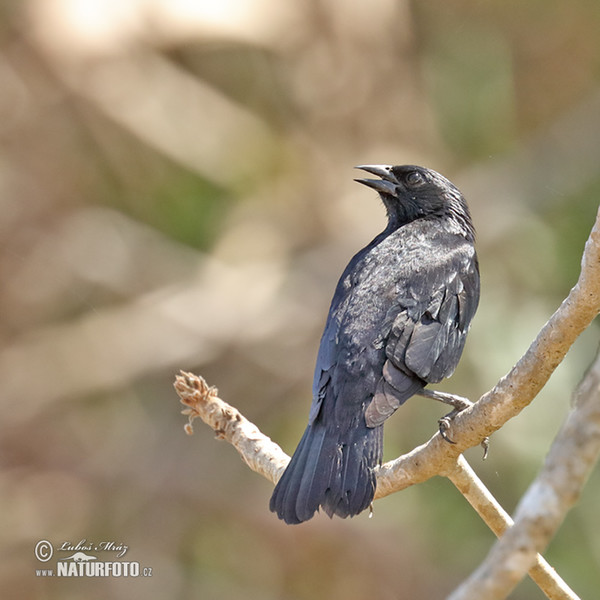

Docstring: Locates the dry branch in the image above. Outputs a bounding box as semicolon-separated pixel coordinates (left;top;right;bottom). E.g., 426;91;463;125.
174;204;600;599
174;207;600;494
447;457;580;600
448;349;600;600
374;204;600;497
175;373;289;483
175;371;577;599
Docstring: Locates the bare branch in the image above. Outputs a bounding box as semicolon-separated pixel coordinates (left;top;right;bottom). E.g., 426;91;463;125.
174;206;600;599
447;349;600;600
174;371;576;597
175;372;289;484
447;457;580;600
374;204;600;497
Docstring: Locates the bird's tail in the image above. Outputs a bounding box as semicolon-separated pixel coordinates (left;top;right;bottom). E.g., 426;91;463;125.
269;421;383;524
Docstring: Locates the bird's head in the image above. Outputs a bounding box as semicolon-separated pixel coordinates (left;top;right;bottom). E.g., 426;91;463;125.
355;164;474;240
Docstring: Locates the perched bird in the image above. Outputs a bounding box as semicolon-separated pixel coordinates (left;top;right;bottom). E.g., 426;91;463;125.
270;164;479;524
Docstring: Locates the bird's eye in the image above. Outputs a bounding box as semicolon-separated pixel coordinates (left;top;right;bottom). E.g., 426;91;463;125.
405;171;426;186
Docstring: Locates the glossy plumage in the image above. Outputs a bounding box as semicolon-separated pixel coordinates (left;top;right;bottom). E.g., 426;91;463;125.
270;165;479;524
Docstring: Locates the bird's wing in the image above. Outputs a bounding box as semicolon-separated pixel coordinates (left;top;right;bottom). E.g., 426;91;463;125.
365;247;479;427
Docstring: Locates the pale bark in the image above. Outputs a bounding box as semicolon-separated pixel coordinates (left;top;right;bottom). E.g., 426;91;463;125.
174;205;600;600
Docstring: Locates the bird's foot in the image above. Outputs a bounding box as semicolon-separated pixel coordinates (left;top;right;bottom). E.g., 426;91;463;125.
418;389;489;459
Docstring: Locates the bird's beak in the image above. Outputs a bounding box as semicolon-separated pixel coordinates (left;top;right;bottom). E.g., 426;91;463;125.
354;165;398;195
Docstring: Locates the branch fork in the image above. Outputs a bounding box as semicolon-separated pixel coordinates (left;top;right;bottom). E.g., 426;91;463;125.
174;205;600;600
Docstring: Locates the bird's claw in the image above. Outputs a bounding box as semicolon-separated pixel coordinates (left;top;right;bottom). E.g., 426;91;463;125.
437;403;468;444
438;416;457;444
423;390;490;459
480;436;490;460
438;412;490;459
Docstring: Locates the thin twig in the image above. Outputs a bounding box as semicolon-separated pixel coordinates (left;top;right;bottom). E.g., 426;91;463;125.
446;457;580;600
174;372;290;483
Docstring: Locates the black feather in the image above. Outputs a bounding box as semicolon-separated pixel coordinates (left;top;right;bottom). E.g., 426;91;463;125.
270;164;479;523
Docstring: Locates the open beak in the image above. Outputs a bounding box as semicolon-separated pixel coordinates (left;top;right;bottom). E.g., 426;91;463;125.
354;165;398;195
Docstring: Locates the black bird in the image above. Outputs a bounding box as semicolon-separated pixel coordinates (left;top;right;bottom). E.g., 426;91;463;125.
270;164;479;524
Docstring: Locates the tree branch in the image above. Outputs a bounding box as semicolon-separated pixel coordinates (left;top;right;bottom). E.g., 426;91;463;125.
174;205;600;599
374;204;600;498
174;205;600;497
175;371;577;598
447;457;580;600
447;348;600;600
175;373;289;484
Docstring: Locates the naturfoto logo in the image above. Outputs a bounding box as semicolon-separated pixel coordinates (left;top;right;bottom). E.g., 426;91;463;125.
34;539;153;579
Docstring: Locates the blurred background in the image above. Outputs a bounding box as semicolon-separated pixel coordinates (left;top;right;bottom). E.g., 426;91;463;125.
2;0;600;598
